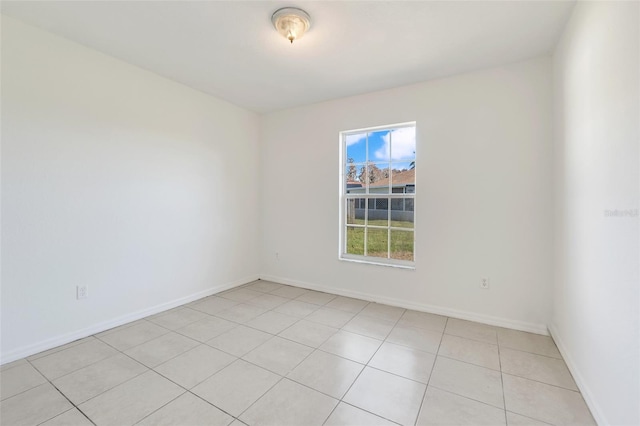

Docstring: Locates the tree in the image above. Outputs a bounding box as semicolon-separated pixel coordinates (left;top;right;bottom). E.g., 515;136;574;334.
347;158;357;181
358;162;386;184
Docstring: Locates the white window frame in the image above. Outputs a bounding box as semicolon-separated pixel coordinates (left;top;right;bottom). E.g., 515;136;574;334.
338;122;416;269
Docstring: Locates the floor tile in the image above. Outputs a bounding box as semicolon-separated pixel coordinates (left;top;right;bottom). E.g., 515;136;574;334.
175;316;237;342
214;303;268;323
27;336;97;361
369;342;435;383
270;285;309;299
240;379;338;426
190;296;238;315
279;320;338;348
242;336;313;375
305;307;355;328
500;348;577;390
31;339;119;380
343;315;396;340
359;303;405;322
319;330;382;364
124;332;199;367
295;290;337;306
79;370;184;426
207;325;272;357
287;350;363;398
1;358;28;371
40;408;94;426
506;411;552;425
398;311;447;333
219;288;263;302
154;344;236;389
245;310;300;334
0;383;72;425
96;320;169;351
245;280;285;293
137;392;233;426
438;334;500;370
502;374;595;425
387;325;442;353
245;293;290;309
416;387;506;425
326;296;369;313
498;329;561;359
53;353;147;405
343;367;425;426
324;402;397;426
429;356;504;408
0;362;47;401
192;359;280;417
274;300;319;317
147;307;207;330
445;318;498;344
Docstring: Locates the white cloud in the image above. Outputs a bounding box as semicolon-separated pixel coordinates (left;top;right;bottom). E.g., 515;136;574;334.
374;127;416;161
345;133;366;147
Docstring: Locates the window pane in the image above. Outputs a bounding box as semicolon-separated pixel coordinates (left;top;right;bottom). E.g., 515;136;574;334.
345;163;363;187
405;198;414;212
391;207;414;228
367;228;388;258
368;163;391;194
346;198;365;225
346;133;367;164
390;230;414;261
389;127;416;163
367;198;389;227
345;164;364;195
367;130;390;162
346;226;364;255
390;164;415;195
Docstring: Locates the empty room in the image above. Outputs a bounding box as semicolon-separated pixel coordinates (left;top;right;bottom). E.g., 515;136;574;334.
1;1;638;425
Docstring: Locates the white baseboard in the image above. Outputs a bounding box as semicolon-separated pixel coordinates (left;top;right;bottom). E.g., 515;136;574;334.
0;274;258;365
260;274;548;335
548;323;605;426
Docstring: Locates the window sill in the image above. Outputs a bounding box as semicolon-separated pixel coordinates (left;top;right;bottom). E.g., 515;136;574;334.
339;255;415;270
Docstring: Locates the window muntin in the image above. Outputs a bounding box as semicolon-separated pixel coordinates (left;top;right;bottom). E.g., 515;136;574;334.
340;123;416;267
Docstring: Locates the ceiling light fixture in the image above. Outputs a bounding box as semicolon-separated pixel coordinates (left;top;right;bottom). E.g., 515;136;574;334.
271;7;311;44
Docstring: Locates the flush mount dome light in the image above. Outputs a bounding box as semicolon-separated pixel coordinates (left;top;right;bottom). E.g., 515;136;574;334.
271;7;311;44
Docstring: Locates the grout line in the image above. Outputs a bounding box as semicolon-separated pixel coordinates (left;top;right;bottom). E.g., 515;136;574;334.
26;359;98;426
413;316;448;425
132;389;189;425
504;410;555;426
500;372;582;393
497;335;509;425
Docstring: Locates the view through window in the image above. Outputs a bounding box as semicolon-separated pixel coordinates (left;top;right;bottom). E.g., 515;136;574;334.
340;123;416;267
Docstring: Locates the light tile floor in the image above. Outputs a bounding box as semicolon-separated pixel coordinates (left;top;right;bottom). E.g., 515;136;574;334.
1;281;596;426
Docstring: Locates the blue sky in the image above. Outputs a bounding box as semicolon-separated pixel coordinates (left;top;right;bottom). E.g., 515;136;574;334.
345;127;416;170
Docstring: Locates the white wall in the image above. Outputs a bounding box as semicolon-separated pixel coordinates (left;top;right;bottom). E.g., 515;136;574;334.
260;56;554;333
552;2;639;425
1;16;261;361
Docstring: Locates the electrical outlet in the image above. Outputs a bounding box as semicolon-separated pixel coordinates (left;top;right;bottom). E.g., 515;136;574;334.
77;285;88;300
480;277;490;289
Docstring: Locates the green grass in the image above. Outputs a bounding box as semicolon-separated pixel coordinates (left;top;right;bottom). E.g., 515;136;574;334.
347;218;414;228
346;222;414;260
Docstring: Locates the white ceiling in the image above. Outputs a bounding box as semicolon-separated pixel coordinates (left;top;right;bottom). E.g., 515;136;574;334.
1;1;575;113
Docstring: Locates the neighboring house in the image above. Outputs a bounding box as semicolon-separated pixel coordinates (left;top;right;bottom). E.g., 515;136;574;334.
346;169;415;222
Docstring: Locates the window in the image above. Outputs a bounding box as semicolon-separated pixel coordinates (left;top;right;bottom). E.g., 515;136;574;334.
339;122;416;268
